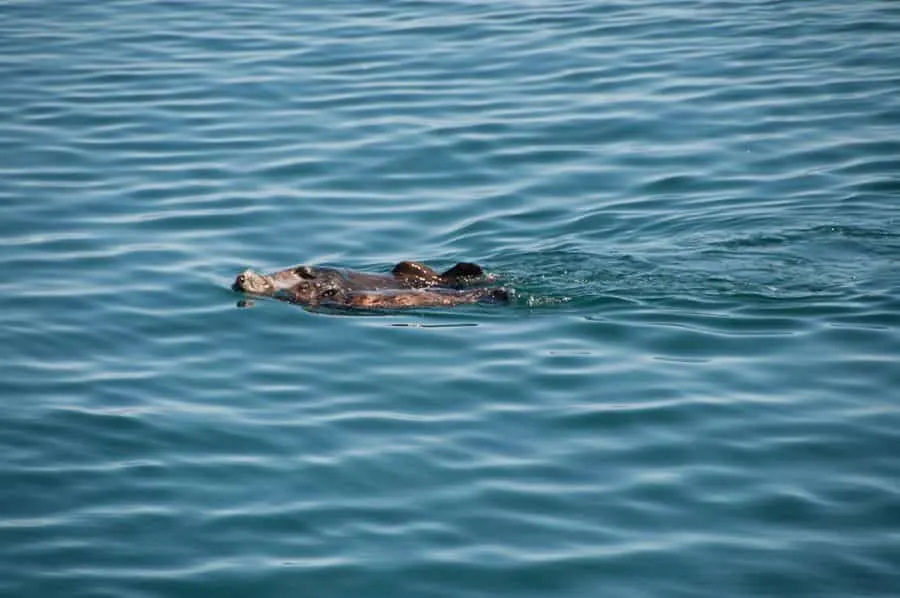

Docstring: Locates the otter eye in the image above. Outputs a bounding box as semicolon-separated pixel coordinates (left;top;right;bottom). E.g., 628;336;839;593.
238;275;246;283
295;266;315;279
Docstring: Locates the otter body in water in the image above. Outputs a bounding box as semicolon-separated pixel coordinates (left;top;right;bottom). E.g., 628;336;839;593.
232;261;509;309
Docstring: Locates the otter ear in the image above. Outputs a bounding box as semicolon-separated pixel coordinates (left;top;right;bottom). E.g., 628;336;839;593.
440;262;484;282
392;261;440;280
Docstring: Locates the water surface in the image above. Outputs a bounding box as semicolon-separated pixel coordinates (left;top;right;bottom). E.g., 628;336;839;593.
2;1;899;597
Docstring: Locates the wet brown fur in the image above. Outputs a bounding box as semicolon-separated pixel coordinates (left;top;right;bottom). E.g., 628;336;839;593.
232;261;507;309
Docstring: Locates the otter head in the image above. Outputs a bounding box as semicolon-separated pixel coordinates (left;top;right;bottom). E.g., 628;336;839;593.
232;269;276;295
283;267;349;305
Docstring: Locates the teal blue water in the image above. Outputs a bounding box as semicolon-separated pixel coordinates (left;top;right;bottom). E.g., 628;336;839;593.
2;1;900;596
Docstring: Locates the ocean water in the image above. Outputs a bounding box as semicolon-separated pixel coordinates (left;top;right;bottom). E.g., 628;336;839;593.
2;1;899;596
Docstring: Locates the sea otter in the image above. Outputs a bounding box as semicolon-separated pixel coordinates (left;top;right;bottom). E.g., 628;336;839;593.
232;261;509;309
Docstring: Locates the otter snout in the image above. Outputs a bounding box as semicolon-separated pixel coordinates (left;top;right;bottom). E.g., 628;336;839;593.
232;269;276;295
232;271;250;292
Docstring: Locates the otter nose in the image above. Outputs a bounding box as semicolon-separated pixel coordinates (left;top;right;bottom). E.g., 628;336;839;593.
232;275;246;292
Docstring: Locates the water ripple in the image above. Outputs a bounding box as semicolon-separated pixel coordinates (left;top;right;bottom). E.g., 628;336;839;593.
2;0;900;596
